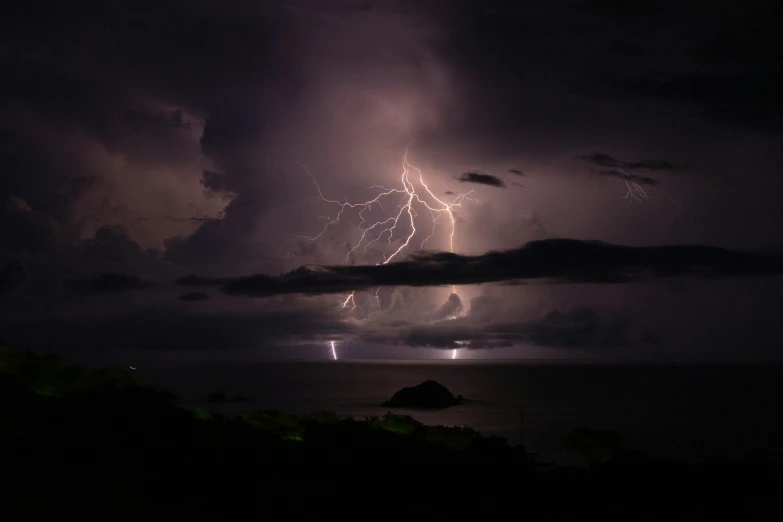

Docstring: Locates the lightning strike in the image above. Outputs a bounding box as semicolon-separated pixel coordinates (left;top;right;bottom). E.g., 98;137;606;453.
617;169;652;205
616;168;684;209
451;339;470;360
285;147;478;360
284;148;476;267
329;341;338;360
342;291;356;309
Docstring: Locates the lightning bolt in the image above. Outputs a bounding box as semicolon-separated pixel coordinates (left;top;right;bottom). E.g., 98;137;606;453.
451;339;469;360
283;147;476;265
283;147;477;360
329;341;338;360
617;168;684;209
617;169;652;205
342;292;356;310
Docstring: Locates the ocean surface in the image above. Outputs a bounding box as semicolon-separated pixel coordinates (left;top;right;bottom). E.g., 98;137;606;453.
134;360;783;464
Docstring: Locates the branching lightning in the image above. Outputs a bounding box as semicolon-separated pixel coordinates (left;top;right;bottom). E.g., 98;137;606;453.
284;148;476;265
616;168;684;209
284;147;478;360
619;169;650;204
617;168;652;205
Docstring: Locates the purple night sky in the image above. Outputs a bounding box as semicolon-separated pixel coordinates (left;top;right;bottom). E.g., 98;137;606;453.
2;0;782;362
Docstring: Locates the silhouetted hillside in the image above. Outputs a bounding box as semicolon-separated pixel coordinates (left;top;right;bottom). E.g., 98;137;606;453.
2;345;781;521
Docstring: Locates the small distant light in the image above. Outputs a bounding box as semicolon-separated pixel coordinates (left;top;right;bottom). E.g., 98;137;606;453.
129;366;136;370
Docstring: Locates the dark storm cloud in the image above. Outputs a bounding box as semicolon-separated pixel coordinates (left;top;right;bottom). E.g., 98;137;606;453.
579;154;677;172
578;0;667;17
576;153;679;186
78;225;165;270
176;274;232;287
1;197;61;254
429;292;463;322
1;0;781;361
457;172;506;188
595;72;783;136
430;2;653;148
423;0;783;194
116;109;199;133
163;199;265;270
2;303;356;353
178;291;210;302
2;1;283;119
579;2;783;135
66;273;156;294
161;215;215;225
596;169;658;186
179;239;783;297
0;260;31;295
625;159;677;171
362;306;643;350
521;307;633;348
346;2;373;12
0;120;106;255
2;0;295;274
200;170;229;194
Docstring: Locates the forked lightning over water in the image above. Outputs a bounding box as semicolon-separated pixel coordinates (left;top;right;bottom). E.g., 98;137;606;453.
284;148;478;360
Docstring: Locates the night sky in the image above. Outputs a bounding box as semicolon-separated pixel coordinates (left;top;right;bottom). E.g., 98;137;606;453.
2;0;782;361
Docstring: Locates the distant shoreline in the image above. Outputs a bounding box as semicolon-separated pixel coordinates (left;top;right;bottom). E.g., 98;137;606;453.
206;358;783;366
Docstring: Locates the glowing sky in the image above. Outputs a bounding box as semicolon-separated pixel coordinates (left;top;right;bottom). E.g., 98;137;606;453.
1;0;782;361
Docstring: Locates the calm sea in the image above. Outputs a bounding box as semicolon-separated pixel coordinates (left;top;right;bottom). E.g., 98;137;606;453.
133;360;783;464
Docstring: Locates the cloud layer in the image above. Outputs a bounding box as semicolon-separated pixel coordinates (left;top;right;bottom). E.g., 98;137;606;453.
457;171;507;188
174;239;783;297
2;1;783;360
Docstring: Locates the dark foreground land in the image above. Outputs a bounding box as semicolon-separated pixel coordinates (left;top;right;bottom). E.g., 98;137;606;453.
2;346;781;521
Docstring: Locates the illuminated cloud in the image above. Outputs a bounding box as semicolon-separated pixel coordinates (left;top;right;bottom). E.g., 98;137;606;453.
1;0;782;360
177;239;783;297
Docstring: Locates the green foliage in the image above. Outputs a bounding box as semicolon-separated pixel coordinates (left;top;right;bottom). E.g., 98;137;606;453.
0;345;153;397
305;411;342;424
424;425;475;451
1;344;512;456
191;407;212;420
235;408;494;452
560;428;625;467
241;410;305;441
378;411;423;435
0;343;22;373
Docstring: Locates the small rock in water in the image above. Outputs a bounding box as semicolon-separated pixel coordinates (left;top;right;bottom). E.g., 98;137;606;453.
382;380;464;409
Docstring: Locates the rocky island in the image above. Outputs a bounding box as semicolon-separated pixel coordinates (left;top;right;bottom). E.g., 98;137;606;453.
382;380;465;409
